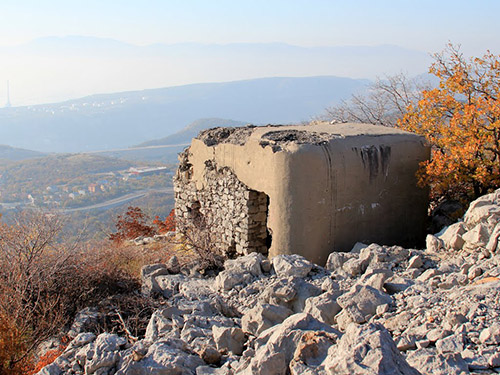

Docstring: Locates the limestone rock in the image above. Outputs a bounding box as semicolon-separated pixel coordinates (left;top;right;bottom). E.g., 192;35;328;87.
215;253;264;291
238;313;340;375
462;223;491;249
212;326;245;355
407;255;424;269
323;323;420;375
241;303;293;336
325;252;346;271
155;274;187;298
303;291;342;325
272;254;313;278
479;323;500;344
438;222;466;251
336;285;392;328
426;234;443;252
406;350;469;375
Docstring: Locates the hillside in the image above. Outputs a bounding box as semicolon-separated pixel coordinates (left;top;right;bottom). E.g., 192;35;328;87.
0;76;368;153
137;118;248;147
34;189;500;374
0;144;45;161
0;153;175;212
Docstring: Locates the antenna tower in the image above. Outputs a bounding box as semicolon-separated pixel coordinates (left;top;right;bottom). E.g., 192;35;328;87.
5;81;11;108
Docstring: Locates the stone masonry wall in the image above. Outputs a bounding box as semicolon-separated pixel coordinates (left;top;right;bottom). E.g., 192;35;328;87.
174;156;269;256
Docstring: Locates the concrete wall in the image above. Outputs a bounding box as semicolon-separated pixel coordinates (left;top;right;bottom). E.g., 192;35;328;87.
174;123;430;265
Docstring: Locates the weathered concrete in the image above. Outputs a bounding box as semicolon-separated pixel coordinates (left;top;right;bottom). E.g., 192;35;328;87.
174;122;429;265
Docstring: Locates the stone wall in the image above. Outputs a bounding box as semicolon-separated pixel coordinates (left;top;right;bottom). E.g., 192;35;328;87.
174;155;269;256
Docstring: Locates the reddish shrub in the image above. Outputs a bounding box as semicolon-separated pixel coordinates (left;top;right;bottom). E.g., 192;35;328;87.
109;206;156;243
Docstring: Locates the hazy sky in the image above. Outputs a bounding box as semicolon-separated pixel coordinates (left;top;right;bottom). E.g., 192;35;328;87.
0;0;499;105
1;0;498;52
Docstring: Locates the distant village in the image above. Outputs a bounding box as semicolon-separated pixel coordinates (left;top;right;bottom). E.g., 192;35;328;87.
0;166;173;210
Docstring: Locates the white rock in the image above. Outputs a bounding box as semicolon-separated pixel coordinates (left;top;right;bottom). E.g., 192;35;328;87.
467;266;482;280
272;254;313;278
303;291;342;325
408;255;424;269
479;323;500;344
426;234;444;252
336;285;392;328
406;350;470;375
438;222;466;251
212;326;245;355
464;202;500;227
215;253;265;291
155;274;188;298
116;338;205;374
322;323;420;375
325;252;346;271
35;363;62;375
239;313;339;375
488;352;500;368
436;334;465;353
224;252;264;277
486;222;500;253
462;223;491;249
417;269;441;282
241;303;293;336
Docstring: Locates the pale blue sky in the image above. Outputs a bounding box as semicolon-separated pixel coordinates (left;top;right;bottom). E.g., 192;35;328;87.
0;0;499;105
0;0;498;53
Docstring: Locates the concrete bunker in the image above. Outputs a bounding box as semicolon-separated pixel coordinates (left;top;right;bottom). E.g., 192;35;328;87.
174;122;430;265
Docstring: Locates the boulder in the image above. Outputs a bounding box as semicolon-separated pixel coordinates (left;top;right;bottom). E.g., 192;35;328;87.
322;323;420;375
238;313;340;375
241;303;294;336
438;222;466;251
479;323;500;344
325;252;347;272
303;291;342;325
336;285;392;329
212;326;245;355
406;349;470;375
215;253;264;291
272;254;313;278
115;338;205;374
462;223;491;249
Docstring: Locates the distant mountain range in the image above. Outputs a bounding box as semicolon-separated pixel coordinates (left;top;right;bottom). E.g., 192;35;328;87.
94;118;246;163
0;145;45;162
0;76;369;153
0;36;432;106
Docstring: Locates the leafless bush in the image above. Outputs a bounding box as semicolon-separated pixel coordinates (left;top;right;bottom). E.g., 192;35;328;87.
0;211;67;369
175;213;225;273
321;73;431;127
0;210;151;371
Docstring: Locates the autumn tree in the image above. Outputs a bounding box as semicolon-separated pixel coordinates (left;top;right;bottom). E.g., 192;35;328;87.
398;44;500;201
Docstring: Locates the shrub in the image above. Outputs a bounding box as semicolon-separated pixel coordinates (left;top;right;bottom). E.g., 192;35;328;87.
0;210;149;372
109;206;156;243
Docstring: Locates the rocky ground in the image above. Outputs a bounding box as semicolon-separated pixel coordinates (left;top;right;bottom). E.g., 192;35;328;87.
38;189;500;375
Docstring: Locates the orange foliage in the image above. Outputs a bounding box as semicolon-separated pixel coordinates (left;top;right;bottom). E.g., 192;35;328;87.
29;342;68;374
153;209;176;234
398;44;500;201
0;314;30;375
109;206;156;243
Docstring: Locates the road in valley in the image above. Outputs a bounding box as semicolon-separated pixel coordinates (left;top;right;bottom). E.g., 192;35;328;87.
58;188;173;213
